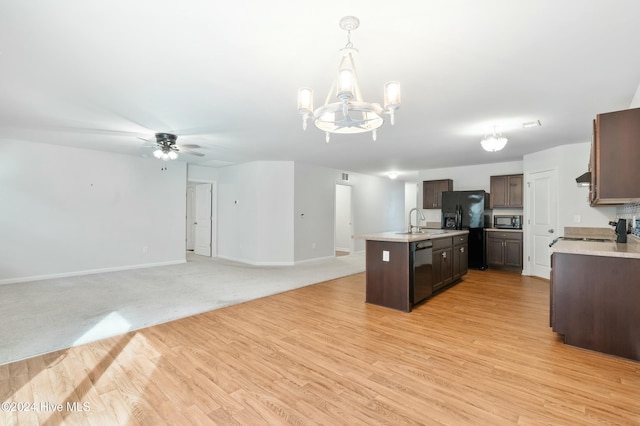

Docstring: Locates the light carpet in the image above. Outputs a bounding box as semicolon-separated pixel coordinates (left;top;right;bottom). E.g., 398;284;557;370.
0;252;365;366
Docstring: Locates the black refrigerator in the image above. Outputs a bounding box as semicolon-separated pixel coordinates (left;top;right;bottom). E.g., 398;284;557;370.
441;190;491;270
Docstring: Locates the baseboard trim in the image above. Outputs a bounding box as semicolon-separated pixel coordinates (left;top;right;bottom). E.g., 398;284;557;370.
295;255;336;265
0;260;187;286
216;255;295;266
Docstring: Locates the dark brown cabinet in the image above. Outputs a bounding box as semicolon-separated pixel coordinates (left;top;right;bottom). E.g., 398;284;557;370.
452;234;468;281
364;234;469;312
432;237;453;290
550;252;640;361
490;174;523;208
590;107;640;205
422;179;453;209
486;231;522;271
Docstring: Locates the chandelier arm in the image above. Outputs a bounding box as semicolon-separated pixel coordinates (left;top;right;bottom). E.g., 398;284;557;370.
324;80;336;106
347;52;364;102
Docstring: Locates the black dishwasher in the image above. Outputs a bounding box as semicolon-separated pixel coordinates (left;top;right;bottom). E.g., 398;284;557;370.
410;241;433;305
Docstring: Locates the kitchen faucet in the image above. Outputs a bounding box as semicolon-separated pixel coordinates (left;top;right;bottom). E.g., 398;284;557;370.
408;207;426;233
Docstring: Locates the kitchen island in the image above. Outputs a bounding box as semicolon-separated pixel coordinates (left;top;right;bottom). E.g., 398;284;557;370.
549;235;640;361
355;229;469;312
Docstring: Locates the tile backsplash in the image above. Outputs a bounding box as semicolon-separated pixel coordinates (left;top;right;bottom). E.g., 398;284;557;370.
616;202;640;237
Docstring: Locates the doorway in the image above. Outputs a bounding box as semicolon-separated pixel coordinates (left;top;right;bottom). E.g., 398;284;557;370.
526;169;558;279
335;184;353;256
186;181;217;257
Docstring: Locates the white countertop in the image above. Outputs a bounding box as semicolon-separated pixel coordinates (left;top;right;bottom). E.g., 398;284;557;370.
355;229;469;243
550;235;640;259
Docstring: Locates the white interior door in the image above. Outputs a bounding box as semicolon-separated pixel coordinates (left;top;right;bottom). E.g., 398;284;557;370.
529;169;558;279
195;183;212;256
335;184;352;253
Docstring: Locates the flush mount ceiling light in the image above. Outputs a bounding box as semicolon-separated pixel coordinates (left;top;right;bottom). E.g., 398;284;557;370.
297;16;401;143
481;127;508;152
387;171;398;179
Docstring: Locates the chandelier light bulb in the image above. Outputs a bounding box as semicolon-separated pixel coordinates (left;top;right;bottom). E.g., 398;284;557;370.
337;69;355;99
384;81;401;110
297;88;313;112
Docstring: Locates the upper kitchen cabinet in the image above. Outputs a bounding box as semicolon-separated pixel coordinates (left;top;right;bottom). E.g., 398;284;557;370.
490;174;523;208
422;179;453;209
590;107;640;205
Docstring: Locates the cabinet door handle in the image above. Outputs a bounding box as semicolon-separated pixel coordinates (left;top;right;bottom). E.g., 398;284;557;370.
548;229;554;233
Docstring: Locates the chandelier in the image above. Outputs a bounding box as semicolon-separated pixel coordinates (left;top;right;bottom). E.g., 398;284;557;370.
481;127;508;152
297;16;400;143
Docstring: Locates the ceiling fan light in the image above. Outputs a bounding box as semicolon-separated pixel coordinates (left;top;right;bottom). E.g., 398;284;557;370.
153;149;164;159
168;151;178;160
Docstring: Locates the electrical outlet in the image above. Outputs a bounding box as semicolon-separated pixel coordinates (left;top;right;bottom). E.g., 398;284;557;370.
573;215;581;223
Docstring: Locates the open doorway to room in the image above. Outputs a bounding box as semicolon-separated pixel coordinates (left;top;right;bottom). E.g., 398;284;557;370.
186;181;217;257
335;184;353;257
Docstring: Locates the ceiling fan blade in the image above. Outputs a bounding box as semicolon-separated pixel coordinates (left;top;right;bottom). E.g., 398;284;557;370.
176;143;201;149
178;148;205;157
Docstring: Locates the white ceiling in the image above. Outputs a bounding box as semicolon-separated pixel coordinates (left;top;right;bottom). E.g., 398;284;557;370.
2;1;639;180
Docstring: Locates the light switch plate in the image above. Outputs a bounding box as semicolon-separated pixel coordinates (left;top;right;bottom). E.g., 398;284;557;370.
382;250;390;262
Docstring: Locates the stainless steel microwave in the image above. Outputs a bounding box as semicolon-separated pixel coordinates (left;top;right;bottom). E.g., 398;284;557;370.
494;215;523;229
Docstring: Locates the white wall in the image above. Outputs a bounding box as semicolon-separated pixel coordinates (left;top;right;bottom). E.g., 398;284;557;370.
188;164;219;182
334;184;352;252
405;182;419;230
293;163;336;261
630;83;640;108
0;140;187;284
294;163;406;260
217;161;294;265
350;172;406;253
523;143;616;230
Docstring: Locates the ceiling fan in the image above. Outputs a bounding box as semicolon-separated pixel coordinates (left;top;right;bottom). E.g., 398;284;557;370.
142;132;205;161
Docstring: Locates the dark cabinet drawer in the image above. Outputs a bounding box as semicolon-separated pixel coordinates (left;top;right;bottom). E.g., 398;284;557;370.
432;237;453;250
453;234;468;245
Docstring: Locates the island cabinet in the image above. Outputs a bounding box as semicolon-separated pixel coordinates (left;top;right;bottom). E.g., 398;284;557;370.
550;252;640;361
422;179;453;209
432;237;453;291
452;234;469;280
590;107;640;205
362;231;469;312
486;230;523;271
490;174;523;208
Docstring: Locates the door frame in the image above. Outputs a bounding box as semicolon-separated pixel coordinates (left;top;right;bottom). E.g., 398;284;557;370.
187;179;217;257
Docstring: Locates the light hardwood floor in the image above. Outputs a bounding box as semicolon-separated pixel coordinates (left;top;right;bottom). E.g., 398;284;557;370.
1;270;639;425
